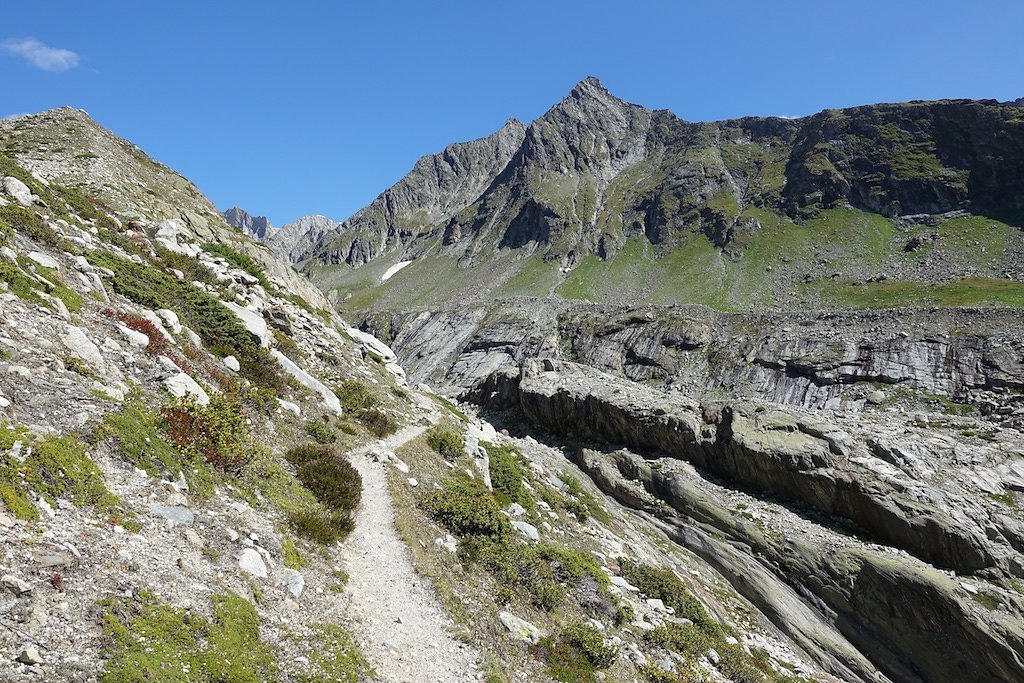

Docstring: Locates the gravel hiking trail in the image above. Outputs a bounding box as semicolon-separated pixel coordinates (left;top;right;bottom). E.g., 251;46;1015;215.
340;421;481;683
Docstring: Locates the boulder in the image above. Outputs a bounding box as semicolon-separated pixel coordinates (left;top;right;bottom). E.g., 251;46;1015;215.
26;251;59;270
225;301;271;347
163;372;210;406
2;176;33;207
499;611;542;644
238;548;268;578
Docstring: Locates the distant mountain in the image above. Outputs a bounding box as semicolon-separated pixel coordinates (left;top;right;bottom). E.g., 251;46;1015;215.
1007;97;1024;108
291;78;1024;314
269;214;341;261
223;206;276;240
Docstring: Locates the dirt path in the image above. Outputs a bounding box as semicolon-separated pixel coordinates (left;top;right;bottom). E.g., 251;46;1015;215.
340;421;480;683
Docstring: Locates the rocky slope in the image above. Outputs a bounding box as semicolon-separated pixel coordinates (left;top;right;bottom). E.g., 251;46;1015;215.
467;359;1024;683
0;110;470;682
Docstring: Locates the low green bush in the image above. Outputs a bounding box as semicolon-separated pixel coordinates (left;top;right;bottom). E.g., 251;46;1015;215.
357;408;398;437
535;622;617;682
334;380;378;412
305;419;337;444
286;504;354;546
285;444;362;512
486;443;533;509
426;424;463;459
86;250;284;391
161;394;252;472
421;474;511;540
620;560;724;638
0;204;61;247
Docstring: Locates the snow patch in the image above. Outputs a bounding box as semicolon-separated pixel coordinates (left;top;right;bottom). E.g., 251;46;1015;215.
381;260;413;282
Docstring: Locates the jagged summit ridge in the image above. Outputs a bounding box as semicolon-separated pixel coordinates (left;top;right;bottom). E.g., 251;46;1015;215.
223;206;276;239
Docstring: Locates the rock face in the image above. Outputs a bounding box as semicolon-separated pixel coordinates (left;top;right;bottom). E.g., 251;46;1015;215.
223;206;276;240
269;214;341;261
365;301;1024;426
298;117;527;267
468;359;1024;683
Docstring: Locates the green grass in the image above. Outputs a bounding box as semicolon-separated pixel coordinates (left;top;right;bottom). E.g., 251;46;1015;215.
281;538;308;570
807;277;1024;308
494;254;561;298
293;624;374;683
0;427;129;524
99;591;277;683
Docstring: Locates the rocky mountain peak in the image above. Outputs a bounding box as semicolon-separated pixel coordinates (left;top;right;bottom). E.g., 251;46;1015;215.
223;206;277;240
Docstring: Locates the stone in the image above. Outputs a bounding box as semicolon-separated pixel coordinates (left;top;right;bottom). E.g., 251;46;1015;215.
2;574;32;595
223;355;240;371
271;350;341;414
3;176;33;206
184;529;203;547
17;647;44;665
150;504;194;525
512;520;539;541
156;308;183;334
867;390;886;405
163;372;210;406
277;399;301;416
61;326;104;371
276;568;305;598
27;251;59;270
225;301;271;347
505;503;527;517
499;611;542;644
116;324;150;349
238;548;268;578
435;534;458;554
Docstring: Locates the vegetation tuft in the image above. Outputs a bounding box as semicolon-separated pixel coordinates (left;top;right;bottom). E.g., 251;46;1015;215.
99;591;277;683
426;424;464;459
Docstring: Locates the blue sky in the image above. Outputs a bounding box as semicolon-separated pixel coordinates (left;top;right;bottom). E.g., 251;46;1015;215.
2;1;1022;226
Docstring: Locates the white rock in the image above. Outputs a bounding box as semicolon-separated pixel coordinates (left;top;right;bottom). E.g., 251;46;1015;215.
512;520;540;542
61;326;104;371
2;176;33;207
238;548;268;578
163;372;210;406
156;308;183;333
505;503;527;517
499;611;542;644
277;399;301;416
270;349;340;414
2;574;33;595
223;355;240;372
116;324;150;349
276;568;305;599
407;477;418;487
434;534;458;554
225;301;271;348
27;251;59;270
17;647;44;665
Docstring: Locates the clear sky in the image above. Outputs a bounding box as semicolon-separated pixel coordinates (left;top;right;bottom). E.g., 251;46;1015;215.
2;1;1022;226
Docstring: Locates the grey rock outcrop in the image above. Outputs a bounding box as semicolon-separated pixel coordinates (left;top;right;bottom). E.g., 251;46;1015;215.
223;206;276;240
467;359;1024;683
